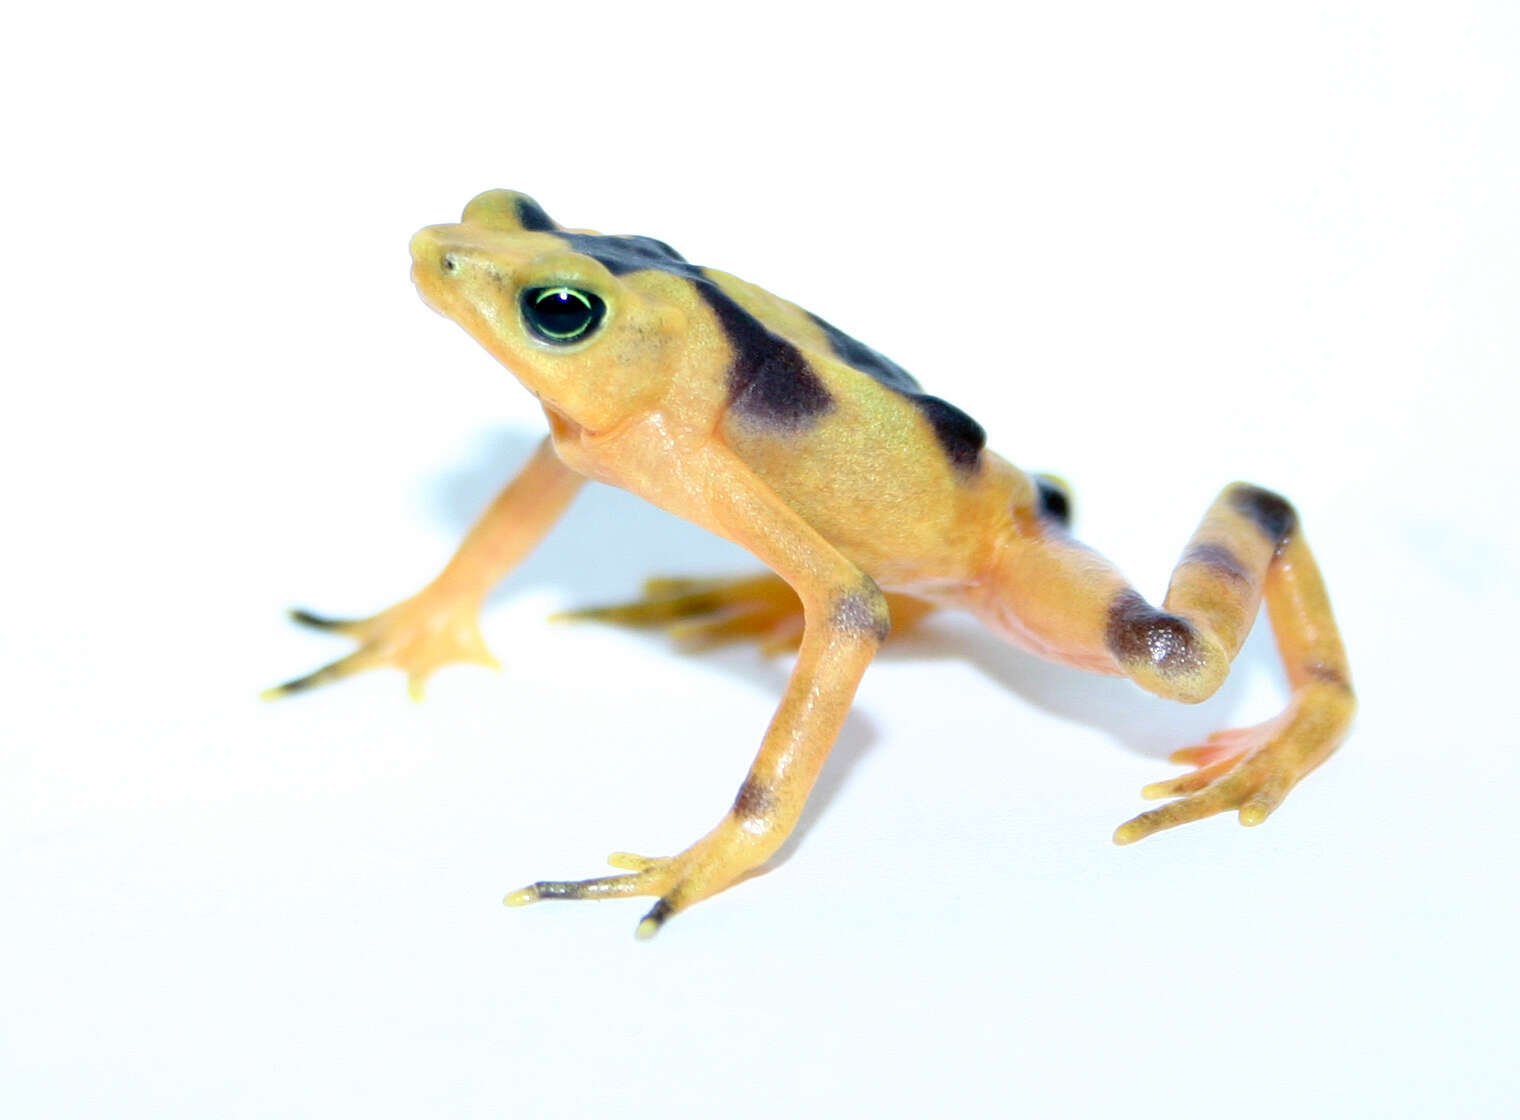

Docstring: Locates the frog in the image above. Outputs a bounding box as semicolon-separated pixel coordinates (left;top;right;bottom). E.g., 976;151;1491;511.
267;190;1356;939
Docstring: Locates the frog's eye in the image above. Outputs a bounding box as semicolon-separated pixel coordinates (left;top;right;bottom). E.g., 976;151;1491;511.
520;286;606;344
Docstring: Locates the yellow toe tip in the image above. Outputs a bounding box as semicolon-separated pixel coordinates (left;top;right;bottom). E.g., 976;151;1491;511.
503;888;537;908
1239;806;1269;827
634;917;660;941
1112;823;1145;845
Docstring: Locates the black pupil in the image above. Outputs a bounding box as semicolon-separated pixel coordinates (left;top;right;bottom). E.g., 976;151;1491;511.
525;287;601;341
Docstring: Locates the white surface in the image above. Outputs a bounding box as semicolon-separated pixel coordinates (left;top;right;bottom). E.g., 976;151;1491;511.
4;2;1518;1116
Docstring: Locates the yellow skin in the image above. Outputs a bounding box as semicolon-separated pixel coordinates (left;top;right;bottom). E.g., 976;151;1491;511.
269;191;1356;938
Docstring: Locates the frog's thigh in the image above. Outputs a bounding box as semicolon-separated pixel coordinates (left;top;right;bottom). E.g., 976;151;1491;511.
992;482;1348;704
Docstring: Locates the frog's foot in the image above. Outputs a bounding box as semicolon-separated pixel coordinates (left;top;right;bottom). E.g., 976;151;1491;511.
264;592;499;702
1112;684;1354;844
555;573;932;654
554;573;808;653
504;825;771;940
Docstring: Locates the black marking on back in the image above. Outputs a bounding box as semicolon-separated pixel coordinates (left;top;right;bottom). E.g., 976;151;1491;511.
807;312;985;473
693;281;834;429
1034;477;1072;526
911;396;986;471
513;195;687;270
807;312;921;392
530;224;826;427
561;231;690;274
514;196;558;232
531;213;981;453
519;223;827;427
1229;484;1297;544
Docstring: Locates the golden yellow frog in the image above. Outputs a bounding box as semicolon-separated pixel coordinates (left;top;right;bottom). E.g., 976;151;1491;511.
269;191;1355;938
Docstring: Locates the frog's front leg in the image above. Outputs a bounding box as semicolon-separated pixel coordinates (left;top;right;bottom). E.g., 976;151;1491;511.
265;436;584;700
506;449;888;937
989;482;1355;841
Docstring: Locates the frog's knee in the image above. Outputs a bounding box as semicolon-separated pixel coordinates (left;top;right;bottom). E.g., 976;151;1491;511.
828;579;891;644
1104;590;1228;703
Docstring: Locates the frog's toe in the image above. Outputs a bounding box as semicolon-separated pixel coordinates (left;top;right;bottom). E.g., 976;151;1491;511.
261;647;380;699
554;573;805;654
606;851;659;871
1113;773;1253;844
557;574;931;656
287;608;362;634
1113;700;1335;844
1138;755;1239;800
504;855;689;939
553;577;730;625
266;593;499;701
504;824;772;939
503;872;648;906
670;608;805;652
1167;727;1257;768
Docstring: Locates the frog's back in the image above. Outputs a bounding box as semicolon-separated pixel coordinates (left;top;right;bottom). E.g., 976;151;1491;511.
698;268;1024;587
500;193;1024;584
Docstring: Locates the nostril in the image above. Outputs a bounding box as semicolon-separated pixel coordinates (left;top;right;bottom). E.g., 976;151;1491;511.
441;254;458;273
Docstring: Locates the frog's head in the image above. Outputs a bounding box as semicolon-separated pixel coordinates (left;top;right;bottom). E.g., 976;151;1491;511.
410;190;690;433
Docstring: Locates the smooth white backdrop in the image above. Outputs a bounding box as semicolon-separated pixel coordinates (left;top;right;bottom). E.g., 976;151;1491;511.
4;2;1517;1116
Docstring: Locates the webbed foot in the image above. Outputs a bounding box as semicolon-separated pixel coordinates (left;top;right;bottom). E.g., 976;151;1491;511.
264;592;499;701
1113;682;1355;844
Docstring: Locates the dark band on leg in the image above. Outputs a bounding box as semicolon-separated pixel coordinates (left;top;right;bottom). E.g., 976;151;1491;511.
1105;590;1208;675
1229;484;1298;545
732;776;776;820
830;581;891;643
1303;661;1353;692
1181;542;1253;587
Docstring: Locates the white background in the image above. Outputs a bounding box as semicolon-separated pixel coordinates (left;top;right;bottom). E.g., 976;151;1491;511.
4;2;1518;1116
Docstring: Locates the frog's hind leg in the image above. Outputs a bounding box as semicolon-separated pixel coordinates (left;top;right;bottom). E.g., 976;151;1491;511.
989;482;1355;842
1112;502;1356;842
557;573;933;654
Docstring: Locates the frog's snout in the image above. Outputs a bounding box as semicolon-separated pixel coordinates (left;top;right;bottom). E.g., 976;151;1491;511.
409;227;465;312
409;228;448;273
